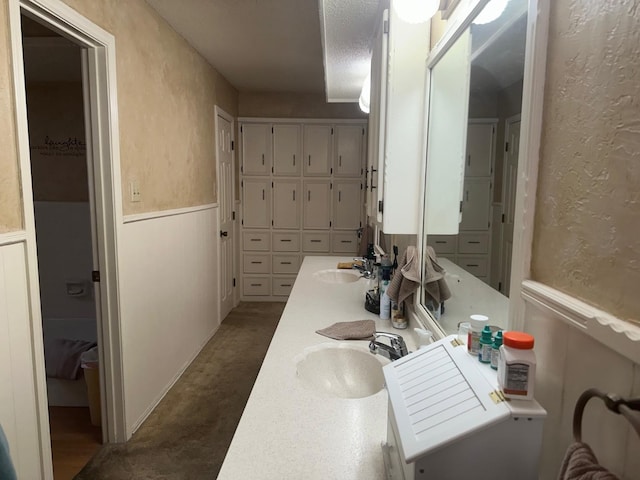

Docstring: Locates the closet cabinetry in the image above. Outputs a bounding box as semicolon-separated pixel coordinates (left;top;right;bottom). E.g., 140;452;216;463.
240;118;367;300
428;120;496;283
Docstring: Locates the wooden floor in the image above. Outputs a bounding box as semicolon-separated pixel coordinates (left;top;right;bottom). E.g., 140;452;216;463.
49;407;102;480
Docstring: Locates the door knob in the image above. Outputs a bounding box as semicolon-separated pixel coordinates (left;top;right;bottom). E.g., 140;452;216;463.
220;230;228;237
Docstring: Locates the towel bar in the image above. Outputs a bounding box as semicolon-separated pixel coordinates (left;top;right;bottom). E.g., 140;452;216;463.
572;388;640;442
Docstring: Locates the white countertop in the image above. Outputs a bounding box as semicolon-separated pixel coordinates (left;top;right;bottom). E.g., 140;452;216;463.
217;256;419;480
434;258;510;336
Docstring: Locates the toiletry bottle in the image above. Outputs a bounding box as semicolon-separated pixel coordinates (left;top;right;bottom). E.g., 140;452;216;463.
498;331;536;400
490;330;503;370
467;314;488;356
478;326;493;363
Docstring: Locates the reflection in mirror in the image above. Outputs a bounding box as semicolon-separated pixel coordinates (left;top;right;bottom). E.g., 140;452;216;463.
421;0;528;334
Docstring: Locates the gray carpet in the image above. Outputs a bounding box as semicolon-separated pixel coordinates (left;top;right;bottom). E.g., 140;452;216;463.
74;302;285;479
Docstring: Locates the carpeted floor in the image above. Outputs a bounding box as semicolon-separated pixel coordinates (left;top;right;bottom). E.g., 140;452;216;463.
74;302;285;479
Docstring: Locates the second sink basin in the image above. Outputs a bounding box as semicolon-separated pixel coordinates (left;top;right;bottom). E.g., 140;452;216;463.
313;269;361;284
295;343;388;399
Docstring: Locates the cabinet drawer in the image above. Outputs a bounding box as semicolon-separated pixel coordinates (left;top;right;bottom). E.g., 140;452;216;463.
428;235;457;254
243;232;270;251
272;255;300;274
456;256;488;277
332;232;359;253
303;232;330;252
272;276;296;296
272;232;300;252
458;233;489;254
243;277;271;296
243;254;270;274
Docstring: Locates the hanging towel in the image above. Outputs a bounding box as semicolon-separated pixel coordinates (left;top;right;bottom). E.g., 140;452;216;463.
44;338;97;380
557;442;619;480
387;246;422;306
316;320;376;341
357;225;373;258
0;424;17;480
422;246;451;309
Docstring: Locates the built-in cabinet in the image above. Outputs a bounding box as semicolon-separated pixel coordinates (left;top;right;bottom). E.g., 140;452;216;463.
429;120;496;283
240;119;367;300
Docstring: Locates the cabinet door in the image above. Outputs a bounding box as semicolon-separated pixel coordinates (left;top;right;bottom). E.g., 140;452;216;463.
303;125;332;176
241;124;272;175
272;180;301;229
242;178;271;228
273;125;301;176
334;125;365;177
465;123;494;177
333;179;362;230
303;180;331;229
459;178;491;231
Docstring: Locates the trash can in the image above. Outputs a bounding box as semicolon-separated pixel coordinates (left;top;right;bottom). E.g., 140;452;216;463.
80;346;101;427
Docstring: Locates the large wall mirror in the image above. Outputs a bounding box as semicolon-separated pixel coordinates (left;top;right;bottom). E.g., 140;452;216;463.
420;0;528;335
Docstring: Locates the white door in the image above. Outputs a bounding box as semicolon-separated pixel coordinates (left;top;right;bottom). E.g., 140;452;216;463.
303;180;331;229
217;111;235;320
334;125;364;177
500;119;521;296
303;125;332;176
242;179;271;228
273;180;301;229
241;123;271;175
273;125;301;176
333;179;362;230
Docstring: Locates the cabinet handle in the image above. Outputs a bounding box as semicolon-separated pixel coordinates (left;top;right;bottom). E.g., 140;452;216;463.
262;153;265;165
466;264;479;267
339;155;342;167
280;239;292;242
293;190;296;201
310;239;321;243
466;190;469;201
338;191;341;202
308;155;311;166
263;189;265;200
435;240;447;244
467;154;471;167
340;240;352;244
250;283;262;287
293;154;296;166
281;261;292;265
280;284;292;287
250;261;263;264
468;241;481;244
308;191;311;201
250;238;262;242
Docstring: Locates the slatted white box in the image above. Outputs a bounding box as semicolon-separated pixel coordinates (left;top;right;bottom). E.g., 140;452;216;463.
383;336;546;480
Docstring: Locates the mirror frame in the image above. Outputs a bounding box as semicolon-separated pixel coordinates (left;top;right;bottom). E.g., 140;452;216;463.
414;0;551;338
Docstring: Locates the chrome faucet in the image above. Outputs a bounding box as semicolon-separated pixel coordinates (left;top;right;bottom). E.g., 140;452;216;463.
369;332;409;361
353;257;376;279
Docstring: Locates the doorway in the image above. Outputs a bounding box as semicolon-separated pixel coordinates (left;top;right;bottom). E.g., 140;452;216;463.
9;0;127;477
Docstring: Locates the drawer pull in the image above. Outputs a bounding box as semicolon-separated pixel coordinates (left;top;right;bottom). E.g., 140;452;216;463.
340;240;352;243
280;239;292;242
250;261;263;264
468;241;481;244
250;283;262;287
280;284;292;287
310;239;322;243
466;264;480;267
250;238;263;242
435;241;447;244
281;261;292;265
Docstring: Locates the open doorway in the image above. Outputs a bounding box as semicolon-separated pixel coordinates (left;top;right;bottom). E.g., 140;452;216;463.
20;15;101;479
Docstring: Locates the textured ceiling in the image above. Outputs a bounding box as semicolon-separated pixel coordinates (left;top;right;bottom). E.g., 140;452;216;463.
146;0;379;102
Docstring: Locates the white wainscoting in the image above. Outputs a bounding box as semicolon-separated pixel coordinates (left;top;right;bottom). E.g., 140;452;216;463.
522;283;640;480
0;241;42;479
118;206;220;435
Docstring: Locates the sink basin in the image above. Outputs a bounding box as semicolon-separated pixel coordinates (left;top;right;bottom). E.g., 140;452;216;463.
295;343;388;398
313;269;361;284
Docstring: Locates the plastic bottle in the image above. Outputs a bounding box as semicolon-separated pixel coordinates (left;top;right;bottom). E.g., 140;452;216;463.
478;326;493;363
490;330;503;370
497;331;536;400
467;314;488;356
380;292;391;320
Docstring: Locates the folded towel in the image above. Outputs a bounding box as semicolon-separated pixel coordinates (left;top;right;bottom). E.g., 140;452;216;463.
316;320;376;340
337;261;356;269
387;246;421;306
423;246;451;309
557;442;618;480
44;338;97;380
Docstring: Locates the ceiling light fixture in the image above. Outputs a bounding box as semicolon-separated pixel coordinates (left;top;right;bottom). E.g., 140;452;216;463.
359;72;371;114
393;0;440;24
472;0;509;25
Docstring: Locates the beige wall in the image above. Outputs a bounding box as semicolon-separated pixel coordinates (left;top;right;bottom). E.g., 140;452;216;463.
0;0;239;220
238;92;365;119
532;0;640;325
26;82;89;202
0;0;23;233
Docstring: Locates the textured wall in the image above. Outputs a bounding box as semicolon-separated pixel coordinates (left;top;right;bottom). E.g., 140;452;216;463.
26;82;89;202
532;0;640;325
238;92;365;119
0;0;23;233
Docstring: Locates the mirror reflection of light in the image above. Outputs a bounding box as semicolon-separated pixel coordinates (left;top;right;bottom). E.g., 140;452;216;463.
393;0;440;24
359;72;371;114
473;0;509;25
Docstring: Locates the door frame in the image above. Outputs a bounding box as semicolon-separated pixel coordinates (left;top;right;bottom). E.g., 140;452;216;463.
8;0;127;473
214;105;236;321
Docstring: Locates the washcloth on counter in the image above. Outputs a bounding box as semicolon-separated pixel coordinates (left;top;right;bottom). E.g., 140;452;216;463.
316;320;376;340
44;338;97;380
423;246;451;309
387;246;422;306
557;442;618;480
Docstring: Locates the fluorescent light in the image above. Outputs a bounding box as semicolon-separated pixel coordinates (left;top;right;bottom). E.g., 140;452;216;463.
473;0;509;25
393;0;440;24
359;72;371;114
